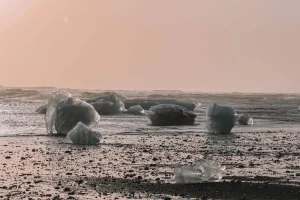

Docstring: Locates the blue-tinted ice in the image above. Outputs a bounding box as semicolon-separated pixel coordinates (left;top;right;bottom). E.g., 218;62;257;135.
45;90;72;134
45;90;100;134
67;122;102;145
174;156;225;183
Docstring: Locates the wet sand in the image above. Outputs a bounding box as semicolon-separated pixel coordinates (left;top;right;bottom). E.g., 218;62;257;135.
1;124;300;199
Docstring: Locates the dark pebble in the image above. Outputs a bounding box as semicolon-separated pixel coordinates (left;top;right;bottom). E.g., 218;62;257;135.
152;157;158;161
64;187;71;192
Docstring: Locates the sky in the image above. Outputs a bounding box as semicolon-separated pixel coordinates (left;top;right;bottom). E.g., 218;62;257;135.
0;0;300;93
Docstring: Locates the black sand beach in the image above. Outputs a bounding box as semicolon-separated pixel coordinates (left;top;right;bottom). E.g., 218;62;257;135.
1;88;300;199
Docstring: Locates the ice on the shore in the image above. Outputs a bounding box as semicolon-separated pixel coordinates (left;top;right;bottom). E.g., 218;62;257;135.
148;104;196;126
174;156;225;183
238;114;254;125
82;91;127;101
67;122;102;145
55;97;100;135
90;99;114;115
127;105;145;115
36;104;47;114
124;99;197;111
87;93;126;115
45;90;72;134
206;103;237;134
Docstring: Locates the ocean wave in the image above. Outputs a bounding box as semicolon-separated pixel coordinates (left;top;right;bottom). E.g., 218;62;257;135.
283;96;296;100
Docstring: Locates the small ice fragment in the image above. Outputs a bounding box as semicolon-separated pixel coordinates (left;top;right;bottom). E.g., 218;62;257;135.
45;90;72;134
67;122;102;145
206;103;237;134
127;105;145;115
174;156;225;183
195;102;202;107
238;114;254;125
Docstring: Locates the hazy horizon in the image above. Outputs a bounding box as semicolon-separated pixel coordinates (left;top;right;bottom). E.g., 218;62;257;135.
7;84;300;94
1;1;300;93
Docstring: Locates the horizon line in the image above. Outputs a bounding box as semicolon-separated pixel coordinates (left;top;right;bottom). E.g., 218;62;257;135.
1;84;300;95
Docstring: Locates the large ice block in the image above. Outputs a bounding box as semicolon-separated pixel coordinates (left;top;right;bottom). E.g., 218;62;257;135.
206;103;237;134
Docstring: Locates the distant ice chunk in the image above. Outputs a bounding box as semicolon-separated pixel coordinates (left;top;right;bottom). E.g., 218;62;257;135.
55;97;100;135
90;99;115;115
148;104;196;126
174;156;225;183
127;105;145;115
67;122;102;145
45;90;72;134
87;94;126;115
206;103;237;134
82;91;127;101
124;99;196;111
238;114;253;125
36;104;47;114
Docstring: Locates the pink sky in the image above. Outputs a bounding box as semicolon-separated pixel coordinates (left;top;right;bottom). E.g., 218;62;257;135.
0;0;300;92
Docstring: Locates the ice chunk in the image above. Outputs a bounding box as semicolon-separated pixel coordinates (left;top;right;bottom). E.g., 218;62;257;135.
36;104;47;114
67;122;102;145
238;114;253;125
148;104;196;126
45;90;72;134
55;97;100;135
174;156;225;183
87;93;126;115
127;105;145;115
81;91;127;101
124;99;196;111
90;99;116;115
206;103;237;134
